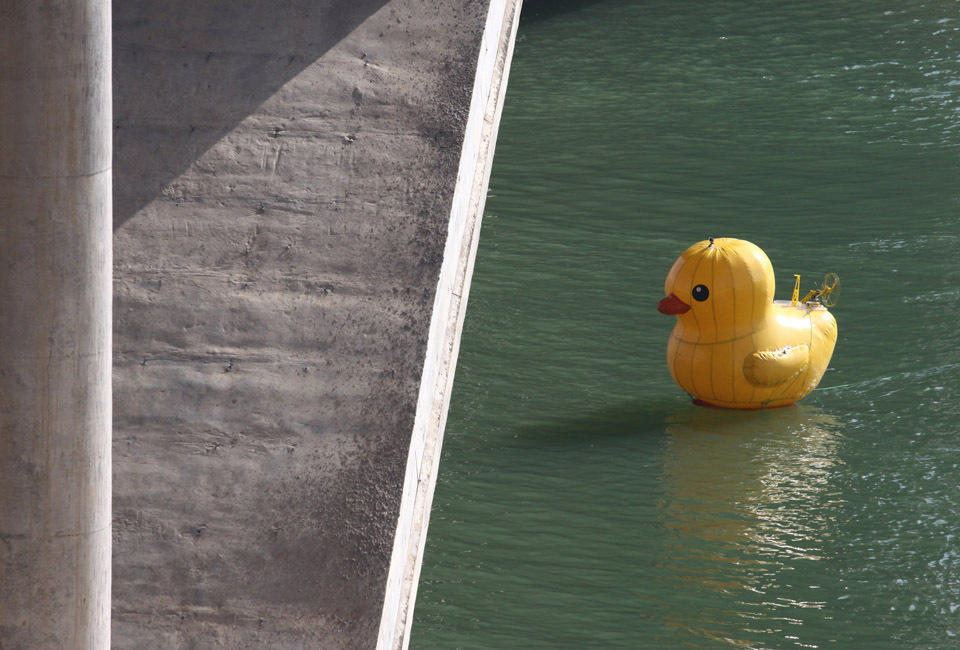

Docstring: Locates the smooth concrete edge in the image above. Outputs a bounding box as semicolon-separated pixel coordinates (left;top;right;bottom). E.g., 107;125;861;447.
0;0;112;646
376;1;523;647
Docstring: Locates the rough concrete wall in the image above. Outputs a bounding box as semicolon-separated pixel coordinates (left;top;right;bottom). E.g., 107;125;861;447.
111;1;488;646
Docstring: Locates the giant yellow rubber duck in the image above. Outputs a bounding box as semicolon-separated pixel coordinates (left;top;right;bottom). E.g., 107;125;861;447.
657;238;838;409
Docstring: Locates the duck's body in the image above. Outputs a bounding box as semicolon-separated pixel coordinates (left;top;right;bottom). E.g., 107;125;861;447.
658;238;837;409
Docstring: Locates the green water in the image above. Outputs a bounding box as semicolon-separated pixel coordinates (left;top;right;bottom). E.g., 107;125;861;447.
412;1;960;647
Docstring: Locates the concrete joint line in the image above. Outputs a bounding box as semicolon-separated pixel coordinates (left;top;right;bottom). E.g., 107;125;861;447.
376;1;523;648
51;525;112;540
0;166;112;181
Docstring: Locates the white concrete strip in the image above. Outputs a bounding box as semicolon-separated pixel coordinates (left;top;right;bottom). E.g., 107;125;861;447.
376;1;523;648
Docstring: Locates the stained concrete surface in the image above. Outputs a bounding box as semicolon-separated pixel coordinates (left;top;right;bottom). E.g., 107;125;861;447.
112;0;491;646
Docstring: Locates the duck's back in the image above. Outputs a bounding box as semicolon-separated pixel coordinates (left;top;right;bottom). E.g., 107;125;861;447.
753;301;837;406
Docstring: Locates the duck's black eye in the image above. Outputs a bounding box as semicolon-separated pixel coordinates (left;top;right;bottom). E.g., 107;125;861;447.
692;284;709;301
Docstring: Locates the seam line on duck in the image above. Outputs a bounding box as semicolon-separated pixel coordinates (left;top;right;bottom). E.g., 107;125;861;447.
687;252;707;395
669;331;755;346
748;255;758;405
708;252;718;401
728;251;737;403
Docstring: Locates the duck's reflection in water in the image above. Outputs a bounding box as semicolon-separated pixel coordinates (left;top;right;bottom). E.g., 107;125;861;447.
656;405;842;648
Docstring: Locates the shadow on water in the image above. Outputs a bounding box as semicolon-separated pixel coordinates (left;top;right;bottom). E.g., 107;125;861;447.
512;397;681;444
113;0;389;228
512;397;841;447
520;0;611;24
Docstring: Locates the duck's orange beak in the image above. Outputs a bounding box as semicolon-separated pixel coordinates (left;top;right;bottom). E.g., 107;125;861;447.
658;293;690;315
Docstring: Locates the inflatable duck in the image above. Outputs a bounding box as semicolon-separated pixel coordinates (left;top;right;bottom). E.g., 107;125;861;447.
657;238;837;409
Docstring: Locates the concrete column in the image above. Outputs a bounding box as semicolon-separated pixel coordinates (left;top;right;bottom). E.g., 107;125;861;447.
0;1;112;648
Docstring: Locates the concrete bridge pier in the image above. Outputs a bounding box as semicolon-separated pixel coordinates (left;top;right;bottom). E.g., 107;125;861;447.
0;0;112;647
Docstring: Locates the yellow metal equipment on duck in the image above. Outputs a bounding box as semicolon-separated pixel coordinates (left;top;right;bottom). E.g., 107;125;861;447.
657;238;839;409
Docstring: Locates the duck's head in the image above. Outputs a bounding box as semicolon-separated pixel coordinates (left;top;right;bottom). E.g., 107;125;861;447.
658;237;775;342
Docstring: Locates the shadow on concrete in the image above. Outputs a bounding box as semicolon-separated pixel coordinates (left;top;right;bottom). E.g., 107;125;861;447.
113;0;389;228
